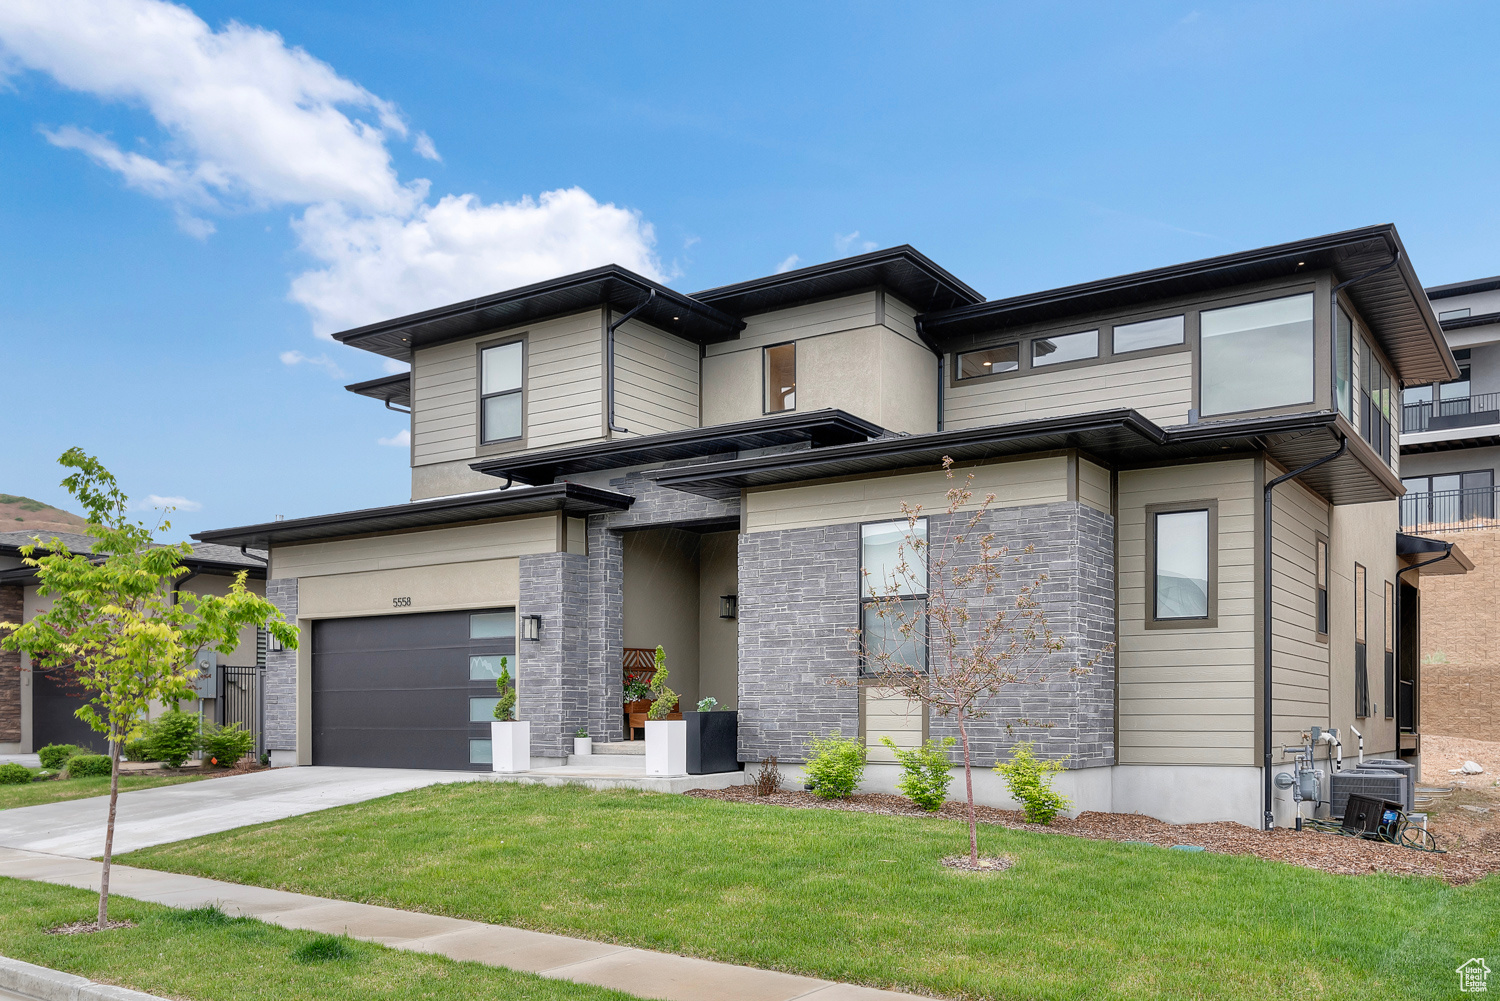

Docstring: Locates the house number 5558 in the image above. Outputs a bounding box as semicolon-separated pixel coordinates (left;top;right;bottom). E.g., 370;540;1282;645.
392;596;412;607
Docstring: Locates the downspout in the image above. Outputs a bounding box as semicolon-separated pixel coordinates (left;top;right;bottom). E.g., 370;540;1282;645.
1262;433;1347;830
915;318;944;433
1393;540;1454;743
239;545;267;565
606;289;656;435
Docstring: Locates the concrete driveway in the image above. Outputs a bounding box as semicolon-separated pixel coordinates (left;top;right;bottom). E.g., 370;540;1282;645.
0;766;489;858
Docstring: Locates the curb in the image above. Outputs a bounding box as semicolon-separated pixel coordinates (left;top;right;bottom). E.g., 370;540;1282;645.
0;954;166;1001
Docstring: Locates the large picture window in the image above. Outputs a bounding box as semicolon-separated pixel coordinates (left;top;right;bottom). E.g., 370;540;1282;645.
1200;292;1314;417
480;340;524;443
860;518;927;673
1147;503;1216;626
764;343;796;412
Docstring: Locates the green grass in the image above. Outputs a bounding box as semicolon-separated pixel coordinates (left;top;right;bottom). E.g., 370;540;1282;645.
0;773;211;811
121;782;1500;1001
0;877;636;1000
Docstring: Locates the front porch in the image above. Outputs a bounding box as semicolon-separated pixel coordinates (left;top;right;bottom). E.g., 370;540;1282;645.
489;740;745;794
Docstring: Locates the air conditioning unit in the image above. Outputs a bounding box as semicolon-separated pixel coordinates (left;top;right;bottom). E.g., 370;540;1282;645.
1357;759;1415;811
1330;770;1404;819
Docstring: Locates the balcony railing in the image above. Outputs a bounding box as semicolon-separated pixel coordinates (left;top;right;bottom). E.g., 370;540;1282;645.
1400;485;1500;532
1401;392;1500;434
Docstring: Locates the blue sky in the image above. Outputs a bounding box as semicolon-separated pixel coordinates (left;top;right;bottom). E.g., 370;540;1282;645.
3;1;1497;541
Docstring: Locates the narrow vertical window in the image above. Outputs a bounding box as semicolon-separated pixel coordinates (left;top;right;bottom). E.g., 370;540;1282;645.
1383;581;1395;720
480;340;524;443
1152;508;1211;621
764;343;796;413
860;518;927;673
1335;307;1353;420
1315;538;1329;639
1354;563;1369;718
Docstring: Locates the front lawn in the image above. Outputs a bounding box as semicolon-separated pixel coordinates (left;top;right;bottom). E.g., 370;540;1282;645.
0;876;636;1000
0;773;211;811
122;782;1500;1001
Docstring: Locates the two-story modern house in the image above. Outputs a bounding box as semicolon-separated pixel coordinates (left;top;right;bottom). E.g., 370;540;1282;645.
196;223;1464;828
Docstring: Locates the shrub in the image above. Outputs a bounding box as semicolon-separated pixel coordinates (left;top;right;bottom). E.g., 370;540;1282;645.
122;737;156;763
0;763;32;785
575;726;589;738
492;660;516;721
200;721;255;766
994;742;1070;824
751;756;783;796
646;646;679;720
803;731;866;798
881;736;956;811
65;754;112;778
695;696;718;713
37;743;82;771
147;709;202;768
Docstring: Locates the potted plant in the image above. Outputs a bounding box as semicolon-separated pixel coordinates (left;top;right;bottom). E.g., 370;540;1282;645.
573;726;592;756
623;676;654;739
489;660;529;773
683;696;740;775
643;647;685;777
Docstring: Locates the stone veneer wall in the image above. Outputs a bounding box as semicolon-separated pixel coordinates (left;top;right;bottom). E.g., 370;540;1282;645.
263;577;299;755
1417;527;1500;743
0;585;20;742
736;501;1116;767
517;551;591;756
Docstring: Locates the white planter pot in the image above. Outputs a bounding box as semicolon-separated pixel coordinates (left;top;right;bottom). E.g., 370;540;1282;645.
645;719;686;777
491;720;530;773
573;737;593;756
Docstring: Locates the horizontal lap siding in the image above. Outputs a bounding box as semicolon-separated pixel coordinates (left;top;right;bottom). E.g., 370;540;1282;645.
864;687;924;763
946;351;1194;430
272;515;558;578
1270;476;1331;752
413;341;478;465
613;319;700;436
745;457;1068;533
1116;460;1258;766
1079;460;1111;514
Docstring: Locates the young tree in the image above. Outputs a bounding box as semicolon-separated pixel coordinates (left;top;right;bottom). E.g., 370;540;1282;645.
0;450;298;929
854;457;1108;864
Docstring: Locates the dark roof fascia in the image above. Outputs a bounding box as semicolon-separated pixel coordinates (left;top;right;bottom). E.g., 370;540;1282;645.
1426;275;1500;300
692;246;984;317
191;482;634;550
0;554;267;587
1440;310;1500;332
333;266;745;362
469;409;889;485
345;372;412;408
653;409;1398;505
918;225;1457;386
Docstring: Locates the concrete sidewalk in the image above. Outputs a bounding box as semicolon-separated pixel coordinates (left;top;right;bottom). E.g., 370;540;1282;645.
0;847;915;1001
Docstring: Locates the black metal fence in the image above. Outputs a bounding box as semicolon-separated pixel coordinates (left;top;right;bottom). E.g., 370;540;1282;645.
218;664;263;762
1401;391;1500;433
1400;485;1500;532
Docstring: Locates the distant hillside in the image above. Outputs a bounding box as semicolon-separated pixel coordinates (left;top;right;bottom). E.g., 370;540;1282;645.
0;494;89;537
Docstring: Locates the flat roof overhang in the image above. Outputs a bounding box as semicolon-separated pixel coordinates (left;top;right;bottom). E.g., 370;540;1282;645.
470;409;888;486
192;482;634;550
1398;533;1474;575
1426;275;1500;299
652;410;1401;506
333;266;745;362
346;372;411;409
920;224;1458;387
693;245;983;316
1400;425;1500;453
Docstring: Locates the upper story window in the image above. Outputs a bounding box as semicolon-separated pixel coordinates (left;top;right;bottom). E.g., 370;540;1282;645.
1336;306;1354;420
1113;315;1184;354
1441;349;1471;400
1200;292;1314;417
480;340;524;444
1360;337;1393;463
1439;307;1472;321
956;343;1019;379
1032;329;1098;367
764;343;796;412
859;518;928;673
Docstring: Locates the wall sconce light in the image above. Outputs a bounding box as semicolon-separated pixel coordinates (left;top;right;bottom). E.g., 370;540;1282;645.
268;634;284;652
719;594;738;620
521;614;542;641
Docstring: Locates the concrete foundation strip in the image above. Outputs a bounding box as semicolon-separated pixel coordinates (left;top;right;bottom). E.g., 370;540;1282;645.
0;954;167;1001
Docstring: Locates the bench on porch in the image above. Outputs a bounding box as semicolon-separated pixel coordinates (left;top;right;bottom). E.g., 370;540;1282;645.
623;647;680;739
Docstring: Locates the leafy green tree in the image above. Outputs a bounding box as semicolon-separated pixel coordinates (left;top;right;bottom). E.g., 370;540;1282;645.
0;449;297;929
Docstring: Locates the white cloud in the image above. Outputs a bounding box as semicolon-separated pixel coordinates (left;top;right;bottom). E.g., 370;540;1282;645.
136;494;202;512
834;231;878;255
377;429;410;447
0;0;663;336
381;358;410;375
774;254;800;274
279;349;345;378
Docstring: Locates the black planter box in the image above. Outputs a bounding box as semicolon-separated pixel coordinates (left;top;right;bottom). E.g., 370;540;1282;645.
684;710;740;775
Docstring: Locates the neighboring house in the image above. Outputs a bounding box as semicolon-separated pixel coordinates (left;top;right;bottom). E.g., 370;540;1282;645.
1398;276;1500;742
0;532;269;756
197;224;1465;828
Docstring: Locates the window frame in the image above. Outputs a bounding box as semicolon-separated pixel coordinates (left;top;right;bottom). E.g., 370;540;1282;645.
1383;580;1395;720
1144;500;1219;630
1354;562;1370;719
475;335;527;451
858;516;930;676
955;342;1020;381
762;341;797;414
1198;290;1317;419
1111;314;1186;355
1315;534;1330;642
1030;328;1100;368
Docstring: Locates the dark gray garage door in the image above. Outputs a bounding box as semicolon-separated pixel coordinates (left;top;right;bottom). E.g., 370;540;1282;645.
312;608;516;770
32;667;105;753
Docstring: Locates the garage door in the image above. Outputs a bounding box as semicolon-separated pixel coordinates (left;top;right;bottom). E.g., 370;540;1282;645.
312;608;516;770
32;667;105;753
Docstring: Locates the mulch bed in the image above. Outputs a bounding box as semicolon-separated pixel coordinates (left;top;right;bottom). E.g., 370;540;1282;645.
942;854;1014;873
687;786;1500;885
46;919;135;935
